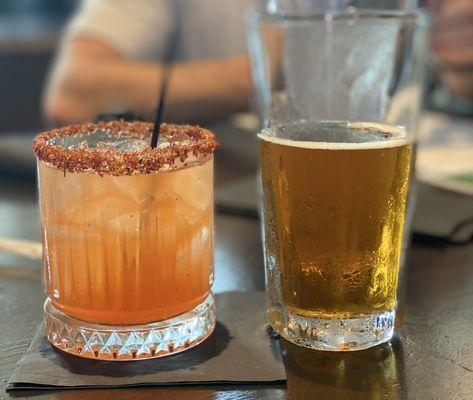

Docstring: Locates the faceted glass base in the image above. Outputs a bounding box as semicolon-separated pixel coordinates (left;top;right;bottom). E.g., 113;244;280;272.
44;294;216;361
269;307;394;351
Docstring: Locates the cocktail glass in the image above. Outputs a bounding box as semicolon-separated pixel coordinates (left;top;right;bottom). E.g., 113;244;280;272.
33;121;217;360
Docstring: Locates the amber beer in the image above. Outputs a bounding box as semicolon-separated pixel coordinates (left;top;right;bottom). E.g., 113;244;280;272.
259;121;412;350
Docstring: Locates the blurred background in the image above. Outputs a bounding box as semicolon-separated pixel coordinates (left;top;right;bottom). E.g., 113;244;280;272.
0;0;77;133
0;0;472;132
0;0;471;252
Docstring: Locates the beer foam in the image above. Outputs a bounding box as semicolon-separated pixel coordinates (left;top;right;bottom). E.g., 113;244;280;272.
258;123;411;150
258;135;411;150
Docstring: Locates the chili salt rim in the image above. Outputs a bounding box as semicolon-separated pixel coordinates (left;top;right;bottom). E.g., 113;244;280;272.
33;121;218;176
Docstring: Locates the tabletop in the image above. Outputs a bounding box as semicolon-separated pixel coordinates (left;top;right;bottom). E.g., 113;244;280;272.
0;124;472;400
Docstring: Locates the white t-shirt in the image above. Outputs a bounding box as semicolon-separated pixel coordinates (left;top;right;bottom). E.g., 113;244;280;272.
67;0;256;61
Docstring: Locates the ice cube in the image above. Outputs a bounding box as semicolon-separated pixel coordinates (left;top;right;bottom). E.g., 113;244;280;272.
166;132;193;145
170;164;213;213
153;132;194;149
52;136;89;149
54;130;150;152
176;225;210;264
59;174;137;228
64;197;121;228
114;139;149;152
55;130;114;149
110;174;158;205
108;211;143;234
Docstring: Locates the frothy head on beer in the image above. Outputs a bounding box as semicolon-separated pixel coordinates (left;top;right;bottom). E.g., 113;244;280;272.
259;120;410;150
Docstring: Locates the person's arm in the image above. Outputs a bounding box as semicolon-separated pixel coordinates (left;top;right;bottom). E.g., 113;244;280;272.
431;0;473;98
44;37;252;127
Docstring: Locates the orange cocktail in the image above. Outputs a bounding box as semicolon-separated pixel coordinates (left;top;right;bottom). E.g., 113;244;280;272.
34;121;217;360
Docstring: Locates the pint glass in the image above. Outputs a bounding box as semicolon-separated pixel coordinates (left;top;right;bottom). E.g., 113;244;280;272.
248;0;428;350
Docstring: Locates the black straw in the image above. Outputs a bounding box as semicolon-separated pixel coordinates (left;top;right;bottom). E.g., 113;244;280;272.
150;32;179;148
150;66;171;148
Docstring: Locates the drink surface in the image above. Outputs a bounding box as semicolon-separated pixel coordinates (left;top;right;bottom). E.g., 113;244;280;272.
259;121;412;319
37;125;214;325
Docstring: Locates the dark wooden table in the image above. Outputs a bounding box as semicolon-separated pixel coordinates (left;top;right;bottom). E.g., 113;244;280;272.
0;127;472;399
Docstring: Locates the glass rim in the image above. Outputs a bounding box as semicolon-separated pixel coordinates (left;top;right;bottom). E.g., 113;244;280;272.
254;7;430;24
33;121;217;176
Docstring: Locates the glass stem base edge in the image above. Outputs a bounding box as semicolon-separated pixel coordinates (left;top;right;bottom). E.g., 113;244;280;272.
44;294;216;361
268;306;395;351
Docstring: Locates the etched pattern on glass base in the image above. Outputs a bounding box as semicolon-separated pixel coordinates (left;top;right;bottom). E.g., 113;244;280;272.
44;294;216;361
269;307;394;351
